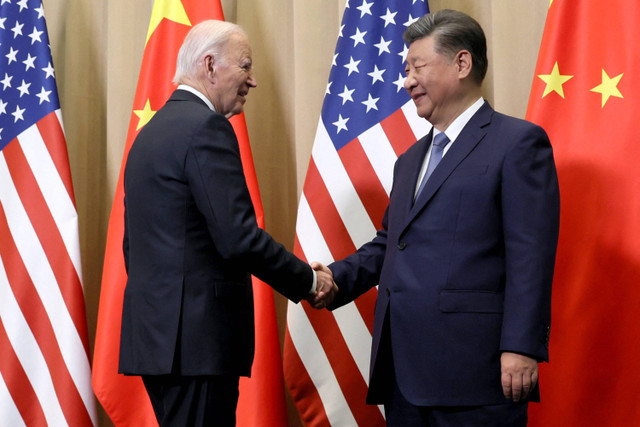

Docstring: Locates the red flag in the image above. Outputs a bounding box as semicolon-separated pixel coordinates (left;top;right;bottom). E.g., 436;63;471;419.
283;1;430;425
232;113;288;426
526;1;640;425
0;1;97;425
91;1;287;425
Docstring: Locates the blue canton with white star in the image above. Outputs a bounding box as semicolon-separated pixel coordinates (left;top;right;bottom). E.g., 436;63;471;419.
1;0;59;149
322;0;429;150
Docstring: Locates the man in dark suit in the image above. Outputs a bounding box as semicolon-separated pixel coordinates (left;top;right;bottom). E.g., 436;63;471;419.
119;20;336;426
314;9;560;426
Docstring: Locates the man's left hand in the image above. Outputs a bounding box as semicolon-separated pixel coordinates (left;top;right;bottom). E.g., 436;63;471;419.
500;352;538;402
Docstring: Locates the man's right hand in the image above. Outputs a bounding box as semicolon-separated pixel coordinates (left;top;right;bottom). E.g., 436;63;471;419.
308;262;338;309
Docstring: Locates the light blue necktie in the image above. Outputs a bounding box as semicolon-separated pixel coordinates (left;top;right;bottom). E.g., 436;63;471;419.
415;132;450;200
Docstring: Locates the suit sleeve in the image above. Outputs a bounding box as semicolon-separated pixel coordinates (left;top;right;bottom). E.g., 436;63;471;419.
185;113;313;303
500;124;560;362
327;223;387;310
326;158;397;309
122;197;129;273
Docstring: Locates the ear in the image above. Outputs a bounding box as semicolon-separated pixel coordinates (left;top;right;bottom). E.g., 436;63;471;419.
455;50;473;79
204;55;215;79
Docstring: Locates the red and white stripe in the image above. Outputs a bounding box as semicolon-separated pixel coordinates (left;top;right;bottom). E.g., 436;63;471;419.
0;110;97;426
285;100;430;426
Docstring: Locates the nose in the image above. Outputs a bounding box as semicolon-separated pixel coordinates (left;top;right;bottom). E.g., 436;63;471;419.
248;72;257;88
404;70;416;93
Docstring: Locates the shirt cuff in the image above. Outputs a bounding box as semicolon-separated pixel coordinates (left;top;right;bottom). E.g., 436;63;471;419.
309;269;317;294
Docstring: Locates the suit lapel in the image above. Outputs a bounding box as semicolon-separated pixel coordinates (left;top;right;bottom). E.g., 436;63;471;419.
404;103;494;228
395;131;433;224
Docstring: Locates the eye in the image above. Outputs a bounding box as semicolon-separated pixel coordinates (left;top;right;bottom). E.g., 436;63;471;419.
405;63;426;76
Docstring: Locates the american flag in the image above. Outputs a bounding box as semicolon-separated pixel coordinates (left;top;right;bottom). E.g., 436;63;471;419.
283;0;430;425
0;0;96;425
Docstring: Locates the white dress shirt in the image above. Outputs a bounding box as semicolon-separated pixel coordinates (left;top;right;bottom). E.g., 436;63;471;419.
414;97;485;198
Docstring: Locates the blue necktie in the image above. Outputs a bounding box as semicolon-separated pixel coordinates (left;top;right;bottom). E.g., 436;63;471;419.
415;132;450;200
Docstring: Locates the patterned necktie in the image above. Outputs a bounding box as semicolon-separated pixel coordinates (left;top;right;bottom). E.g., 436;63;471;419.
415;132;450;200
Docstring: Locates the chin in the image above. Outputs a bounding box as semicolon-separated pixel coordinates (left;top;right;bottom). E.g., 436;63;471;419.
417;110;432;120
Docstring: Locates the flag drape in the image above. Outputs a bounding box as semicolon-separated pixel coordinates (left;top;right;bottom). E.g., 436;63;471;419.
283;1;430;425
526;1;640;425
91;1;287;425
0;1;97;425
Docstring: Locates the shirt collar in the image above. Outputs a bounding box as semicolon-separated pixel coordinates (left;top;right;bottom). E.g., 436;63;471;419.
177;84;216;112
436;97;484;143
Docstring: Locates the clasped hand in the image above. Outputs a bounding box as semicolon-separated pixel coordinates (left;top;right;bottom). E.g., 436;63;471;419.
306;262;338;309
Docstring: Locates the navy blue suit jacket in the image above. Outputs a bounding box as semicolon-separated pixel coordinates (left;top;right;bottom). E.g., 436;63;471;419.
119;90;312;377
328;102;560;406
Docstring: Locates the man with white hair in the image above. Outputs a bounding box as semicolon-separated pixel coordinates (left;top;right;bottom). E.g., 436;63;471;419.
119;20;337;426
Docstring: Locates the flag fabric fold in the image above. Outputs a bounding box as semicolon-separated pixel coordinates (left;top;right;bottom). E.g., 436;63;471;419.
283;1;430;425
92;1;286;425
0;1;97;425
525;1;640;425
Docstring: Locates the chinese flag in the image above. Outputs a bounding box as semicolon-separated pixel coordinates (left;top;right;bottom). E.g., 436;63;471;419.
91;1;287;425
526;1;640;425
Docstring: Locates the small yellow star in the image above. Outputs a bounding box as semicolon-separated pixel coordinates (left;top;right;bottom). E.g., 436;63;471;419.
537;62;573;98
133;99;156;130
146;0;191;45
549;0;554;6
590;69;623;108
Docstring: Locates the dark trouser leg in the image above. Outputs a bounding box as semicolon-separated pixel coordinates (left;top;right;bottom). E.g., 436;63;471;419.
142;374;239;427
429;402;528;427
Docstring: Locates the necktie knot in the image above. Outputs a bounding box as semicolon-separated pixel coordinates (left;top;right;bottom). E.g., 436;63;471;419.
433;132;450;149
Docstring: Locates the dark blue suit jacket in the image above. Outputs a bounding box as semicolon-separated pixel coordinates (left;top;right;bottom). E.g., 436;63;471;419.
119;90;312;377
328;102;560;406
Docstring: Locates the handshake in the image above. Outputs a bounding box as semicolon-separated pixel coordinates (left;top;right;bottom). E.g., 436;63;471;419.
307;262;338;310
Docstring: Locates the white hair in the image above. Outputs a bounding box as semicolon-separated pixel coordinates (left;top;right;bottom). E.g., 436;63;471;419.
173;20;247;84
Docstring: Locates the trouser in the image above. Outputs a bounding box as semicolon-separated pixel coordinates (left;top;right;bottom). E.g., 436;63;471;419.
142;374;239;427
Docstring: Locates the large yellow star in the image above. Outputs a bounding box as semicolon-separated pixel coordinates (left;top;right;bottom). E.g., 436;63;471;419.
590;69;623;108
145;0;191;45
537;62;573;98
133;99;157;130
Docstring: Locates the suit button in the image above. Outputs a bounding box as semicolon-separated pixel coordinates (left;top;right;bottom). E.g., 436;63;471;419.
397;242;407;250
